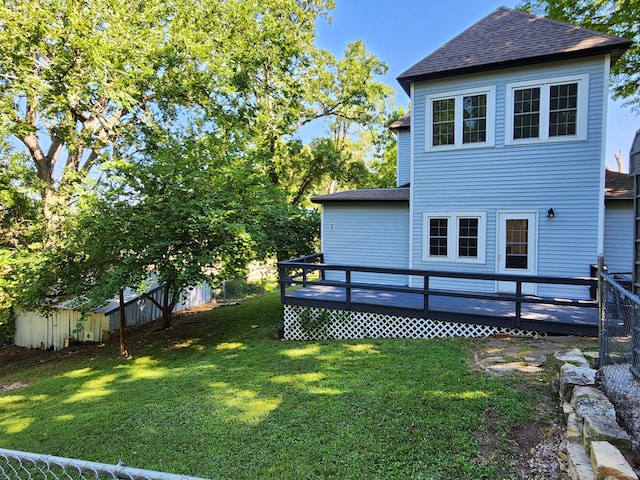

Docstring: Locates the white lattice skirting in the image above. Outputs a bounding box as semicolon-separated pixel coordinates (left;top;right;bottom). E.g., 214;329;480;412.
284;305;544;340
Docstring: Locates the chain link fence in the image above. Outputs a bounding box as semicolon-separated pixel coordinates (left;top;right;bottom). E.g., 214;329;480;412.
599;271;640;451
0;448;209;480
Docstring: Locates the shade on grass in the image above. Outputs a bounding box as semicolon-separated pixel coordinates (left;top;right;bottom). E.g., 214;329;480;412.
0;292;534;479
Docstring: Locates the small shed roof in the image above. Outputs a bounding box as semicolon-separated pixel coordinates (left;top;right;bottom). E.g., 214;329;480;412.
605;170;633;200
397;6;632;94
312;187;410;204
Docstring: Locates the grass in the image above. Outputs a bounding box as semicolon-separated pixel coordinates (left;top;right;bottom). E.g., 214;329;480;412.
0;292;557;479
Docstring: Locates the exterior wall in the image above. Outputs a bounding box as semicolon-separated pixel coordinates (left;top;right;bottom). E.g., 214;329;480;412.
321;202;409;285
410;57;608;298
397;130;411;187
604;200;633;274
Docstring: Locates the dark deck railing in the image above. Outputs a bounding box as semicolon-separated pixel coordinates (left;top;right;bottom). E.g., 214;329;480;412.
278;253;599;336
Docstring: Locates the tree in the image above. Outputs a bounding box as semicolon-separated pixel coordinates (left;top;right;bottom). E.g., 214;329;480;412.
518;0;640;109
1;0;391;322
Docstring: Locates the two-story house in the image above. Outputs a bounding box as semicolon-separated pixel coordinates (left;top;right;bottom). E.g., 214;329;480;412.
313;7;632;302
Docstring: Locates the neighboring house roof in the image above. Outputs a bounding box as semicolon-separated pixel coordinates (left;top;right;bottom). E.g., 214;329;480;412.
389;112;411;131
397;6;632;94
605;170;634;200
312;187;410;204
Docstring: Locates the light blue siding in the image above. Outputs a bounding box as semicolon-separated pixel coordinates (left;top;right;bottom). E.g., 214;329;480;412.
397;130;411;186
322;203;409;285
410;57;608;298
604;201;633;274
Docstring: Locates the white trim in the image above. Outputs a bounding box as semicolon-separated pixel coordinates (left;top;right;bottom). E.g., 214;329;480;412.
422;211;487;264
504;73;589;145
597;56;610;257
424;85;496;151
409;83;415;284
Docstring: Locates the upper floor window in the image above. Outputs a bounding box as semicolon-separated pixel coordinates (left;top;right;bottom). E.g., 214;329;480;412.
426;86;495;151
506;74;588;144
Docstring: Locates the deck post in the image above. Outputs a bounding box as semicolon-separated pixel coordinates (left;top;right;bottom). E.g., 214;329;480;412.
515;281;522;326
345;269;352;309
279;265;287;304
423;274;429;318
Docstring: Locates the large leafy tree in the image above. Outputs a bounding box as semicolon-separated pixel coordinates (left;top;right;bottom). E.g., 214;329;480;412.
0;0;392;326
519;0;640;109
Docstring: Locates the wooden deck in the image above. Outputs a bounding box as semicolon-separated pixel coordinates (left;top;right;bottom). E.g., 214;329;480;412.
285;283;598;336
279;254;600;337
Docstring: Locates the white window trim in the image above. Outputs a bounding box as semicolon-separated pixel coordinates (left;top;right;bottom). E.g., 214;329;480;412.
505;74;589;145
422;211;487;264
425;86;496;151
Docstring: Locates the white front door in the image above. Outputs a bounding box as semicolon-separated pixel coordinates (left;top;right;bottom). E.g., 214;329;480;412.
497;212;537;294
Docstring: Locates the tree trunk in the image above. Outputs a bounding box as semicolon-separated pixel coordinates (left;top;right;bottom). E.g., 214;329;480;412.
118;289;129;357
159;284;175;329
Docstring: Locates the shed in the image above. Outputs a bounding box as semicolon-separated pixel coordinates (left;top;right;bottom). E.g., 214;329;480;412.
14;283;212;351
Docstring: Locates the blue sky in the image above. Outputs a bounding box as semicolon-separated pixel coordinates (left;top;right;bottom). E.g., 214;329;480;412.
314;0;639;172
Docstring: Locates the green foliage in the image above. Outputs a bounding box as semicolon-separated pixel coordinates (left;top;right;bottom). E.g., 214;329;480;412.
518;0;640;109
0;0;392;318
0;307;15;346
0;293;559;479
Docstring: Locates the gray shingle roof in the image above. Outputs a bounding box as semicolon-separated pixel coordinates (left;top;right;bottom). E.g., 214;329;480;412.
397;6;632;94
389;112;411;130
312;187;410;204
605;170;633;200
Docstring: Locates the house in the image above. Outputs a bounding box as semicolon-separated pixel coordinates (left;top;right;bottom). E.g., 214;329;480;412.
314;7;632;299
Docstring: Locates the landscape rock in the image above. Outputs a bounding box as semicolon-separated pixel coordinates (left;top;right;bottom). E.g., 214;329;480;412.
583;416;632;454
566;440;596;480
555;349;591;371
590;441;638;480
573;386;617;425
560;364;597;401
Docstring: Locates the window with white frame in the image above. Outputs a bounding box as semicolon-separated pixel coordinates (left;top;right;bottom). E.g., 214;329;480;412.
423;212;486;263
505;74;588;144
425;86;495;150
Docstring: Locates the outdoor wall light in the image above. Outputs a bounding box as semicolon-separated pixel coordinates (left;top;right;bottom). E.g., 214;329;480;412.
547;208;555;218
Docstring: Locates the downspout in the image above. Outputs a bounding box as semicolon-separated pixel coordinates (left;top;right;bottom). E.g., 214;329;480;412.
597;55;611;259
408;82;415;286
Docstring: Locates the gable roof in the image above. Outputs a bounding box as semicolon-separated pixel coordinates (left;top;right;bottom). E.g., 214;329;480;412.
397;6;632;94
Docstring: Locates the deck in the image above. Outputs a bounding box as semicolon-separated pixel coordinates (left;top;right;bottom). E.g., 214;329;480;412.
285;283;598;336
279;254;601;337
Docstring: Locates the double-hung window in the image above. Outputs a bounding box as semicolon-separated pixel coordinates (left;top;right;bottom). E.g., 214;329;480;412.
423;212;486;263
506;74;588;144
426;86;495;150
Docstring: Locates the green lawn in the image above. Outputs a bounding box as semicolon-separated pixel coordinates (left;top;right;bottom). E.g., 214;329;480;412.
0;292;551;479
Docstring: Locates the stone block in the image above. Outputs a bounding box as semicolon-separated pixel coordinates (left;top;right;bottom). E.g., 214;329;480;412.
573;386;616;425
583;416;632;454
566;413;582;444
564;401;576;422
583;350;600;369
590;441;638;480
555;348;590;371
560;364;597;402
566;441;596;480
